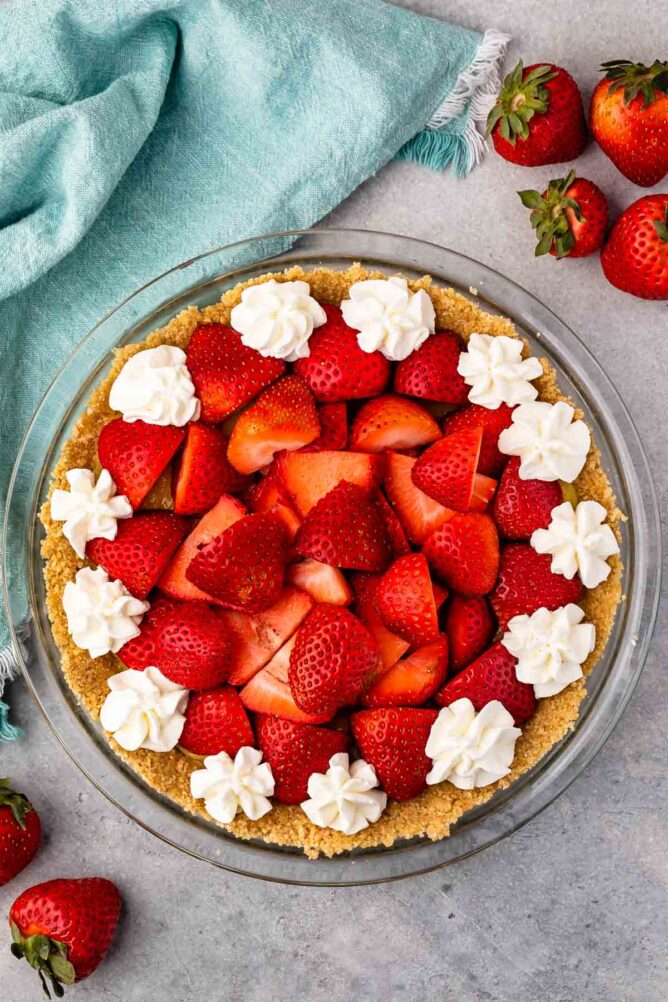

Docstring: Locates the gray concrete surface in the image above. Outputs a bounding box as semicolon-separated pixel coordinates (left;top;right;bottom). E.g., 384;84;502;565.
2;2;667;999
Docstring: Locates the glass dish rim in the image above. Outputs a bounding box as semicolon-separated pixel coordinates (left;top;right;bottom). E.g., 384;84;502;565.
3;226;661;886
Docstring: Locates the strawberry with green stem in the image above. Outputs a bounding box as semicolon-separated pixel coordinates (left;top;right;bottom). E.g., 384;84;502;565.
518;171;608;259
10;877;121;998
487;61;587;167
601;195;668;301
0;779;41;887
590;59;668;186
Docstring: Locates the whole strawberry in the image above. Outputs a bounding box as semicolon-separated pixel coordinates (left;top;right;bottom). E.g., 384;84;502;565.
9;877;121;997
0;779;41;887
487;61;587;166
601;195;668;300
590;59;668;186
518;171;608;259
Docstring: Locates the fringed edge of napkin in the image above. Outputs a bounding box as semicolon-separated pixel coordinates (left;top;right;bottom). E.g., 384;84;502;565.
0;644;22;741
397;29;510;176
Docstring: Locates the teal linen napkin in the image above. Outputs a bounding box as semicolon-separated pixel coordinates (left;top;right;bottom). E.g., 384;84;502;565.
0;0;508;737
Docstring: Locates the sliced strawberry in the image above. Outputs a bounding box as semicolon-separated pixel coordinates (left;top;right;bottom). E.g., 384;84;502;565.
289;605;381;717
492;457;562;539
186;323;285;422
256;715;348;804
246;475;302;540
225;588;314;686
86;512;189;599
117;595;177;670
432;581;449;609
351;573;411;669
412;427;484;511
172;423;250;514
351;707;438;801
227;375;320;474
373;491;411;556
240;637;331;725
287;559;353;606
179;685;254;757
441;403;514;477
302;402;348;451
295;481;392;572
384;452;453;545
349;395;441;453
375;553;440;647
469;474;498;513
293;304;390;402
98;418;184;509
490;542;583;629
158;494;247;603
394;330;468;404
129;600;234;689
435;641;536;725
445;595;495;673
362;638;449;708
276;449;386;516
423;513;500;597
186;512;290;611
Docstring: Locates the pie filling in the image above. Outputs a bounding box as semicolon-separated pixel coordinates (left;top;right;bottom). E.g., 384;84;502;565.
40;265;623;858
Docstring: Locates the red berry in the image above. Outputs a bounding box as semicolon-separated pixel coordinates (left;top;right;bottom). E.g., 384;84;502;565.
294;305;390;402
351;708;438;801
256;716;348;803
179;686;254;756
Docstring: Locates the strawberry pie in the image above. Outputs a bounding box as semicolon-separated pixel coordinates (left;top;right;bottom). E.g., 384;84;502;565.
40;265;623;858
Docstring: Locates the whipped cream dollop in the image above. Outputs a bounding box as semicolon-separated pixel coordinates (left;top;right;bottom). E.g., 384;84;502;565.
109;345;200;426
498;401;591;483
502;604;596;698
190;747;274;824
62;566;149;658
530;500;620;589
300;753;387;835
341;277;435;361
230;279;327;362
99;666;188;752
426;699;521;790
50;468;132;558
457;333;543;409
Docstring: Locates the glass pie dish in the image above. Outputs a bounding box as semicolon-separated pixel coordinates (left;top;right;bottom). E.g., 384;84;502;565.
3;228;660;886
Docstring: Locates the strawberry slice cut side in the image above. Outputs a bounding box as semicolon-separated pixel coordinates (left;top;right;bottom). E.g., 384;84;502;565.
286;559;353;606
227;375;320;474
384;452;454;545
276;449;386;517
240;634;331;724
224;588;314;686
350;395;441;453
362;638;449;708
